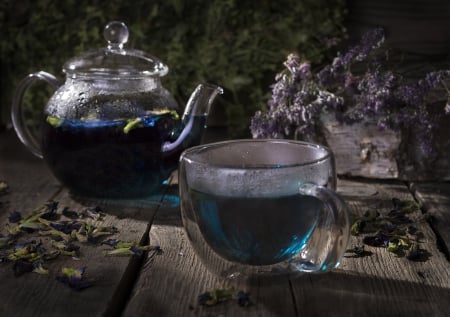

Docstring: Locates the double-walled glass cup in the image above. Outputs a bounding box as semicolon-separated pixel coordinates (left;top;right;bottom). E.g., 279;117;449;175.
179;139;350;278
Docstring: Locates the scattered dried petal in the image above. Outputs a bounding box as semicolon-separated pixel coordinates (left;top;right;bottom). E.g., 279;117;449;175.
236;291;253;307
198;288;234;306
101;238;120;248
104;243;160;257
13;259;34;276
363;232;390;248
406;244;430;261
198;288;253;308
56;267;93;291
350;219;364;236
62;207;79;219
8;211;22;223
349;198;430;261
80;206;104;221
345;244;373;258
32;261;49;275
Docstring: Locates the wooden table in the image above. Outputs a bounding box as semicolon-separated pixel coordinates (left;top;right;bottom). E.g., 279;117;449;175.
0;129;449;317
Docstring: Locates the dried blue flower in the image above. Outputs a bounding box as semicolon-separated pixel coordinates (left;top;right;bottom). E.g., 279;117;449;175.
350;219;365;235
80;206;104;220
19;221;46;232
40;228;72;242
345;244;373;258
363;209;380;219
32;261;49;275
198;288;253;308
350;198;429;261
406;244;429;261
8;244;34;261
40;201;59;220
236;291;253;307
362;232;390;248
386;238;409;255
198;288;234;306
392;199;420;214
52;241;80;254
104;247;135;256
56;267;93;291
49;220;82;234
17;206;54;232
91;226;119;239
41;250;61;261
13;259;34;276
62;207;79;219
129;245;144;257
378;223;396;233
198;292;214;306
74;224;89;243
8;211;22;223
100;238;120;248
103;242;161;257
387;209;412;224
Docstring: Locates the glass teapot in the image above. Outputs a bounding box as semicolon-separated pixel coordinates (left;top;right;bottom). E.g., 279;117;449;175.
11;21;223;199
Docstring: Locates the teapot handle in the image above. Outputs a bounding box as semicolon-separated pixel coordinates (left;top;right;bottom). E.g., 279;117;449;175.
11;71;61;158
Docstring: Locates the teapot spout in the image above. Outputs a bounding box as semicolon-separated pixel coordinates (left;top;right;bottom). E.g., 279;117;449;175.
162;83;223;154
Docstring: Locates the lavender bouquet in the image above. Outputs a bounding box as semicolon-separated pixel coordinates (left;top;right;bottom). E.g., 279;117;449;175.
250;29;450;161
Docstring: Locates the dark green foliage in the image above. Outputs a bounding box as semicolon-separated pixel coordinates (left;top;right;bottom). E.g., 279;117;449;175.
0;0;346;135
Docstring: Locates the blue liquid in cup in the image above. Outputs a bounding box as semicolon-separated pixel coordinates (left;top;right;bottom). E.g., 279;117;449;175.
190;189;322;266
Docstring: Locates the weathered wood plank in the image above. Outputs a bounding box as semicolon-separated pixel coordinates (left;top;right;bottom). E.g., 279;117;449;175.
346;0;450;56
0;190;151;317
0;130;62;228
3;129;449;316
0;130;156;317
124;182;296;317
410;182;450;258
123;224;296;316
297;179;450;317
125;178;450;316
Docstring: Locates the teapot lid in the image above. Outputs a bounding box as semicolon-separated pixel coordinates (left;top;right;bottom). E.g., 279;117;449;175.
63;21;168;78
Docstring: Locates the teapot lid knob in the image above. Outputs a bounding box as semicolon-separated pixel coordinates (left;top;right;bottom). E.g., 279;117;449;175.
104;21;129;50
63;21;168;77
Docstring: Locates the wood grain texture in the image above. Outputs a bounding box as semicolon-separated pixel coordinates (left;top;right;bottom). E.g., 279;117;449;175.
124;178;450;316
410;182;450;258
123;225;297;317
0;131;154;317
346;0;450;56
2;129;449;316
0;194;150;317
306;179;450;317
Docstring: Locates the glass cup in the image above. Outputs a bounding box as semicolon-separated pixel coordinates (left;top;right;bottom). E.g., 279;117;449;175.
179;139;350;278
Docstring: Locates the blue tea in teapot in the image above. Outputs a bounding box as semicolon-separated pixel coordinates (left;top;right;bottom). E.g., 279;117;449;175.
11;21;222;199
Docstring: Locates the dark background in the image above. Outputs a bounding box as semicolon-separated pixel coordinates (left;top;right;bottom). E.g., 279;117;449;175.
1;0;449;137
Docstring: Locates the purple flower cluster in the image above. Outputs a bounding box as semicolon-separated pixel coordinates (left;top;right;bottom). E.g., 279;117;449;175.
250;28;450;155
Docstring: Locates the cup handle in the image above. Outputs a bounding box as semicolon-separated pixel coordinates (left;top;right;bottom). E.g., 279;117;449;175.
297;183;350;272
11;71;61;158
